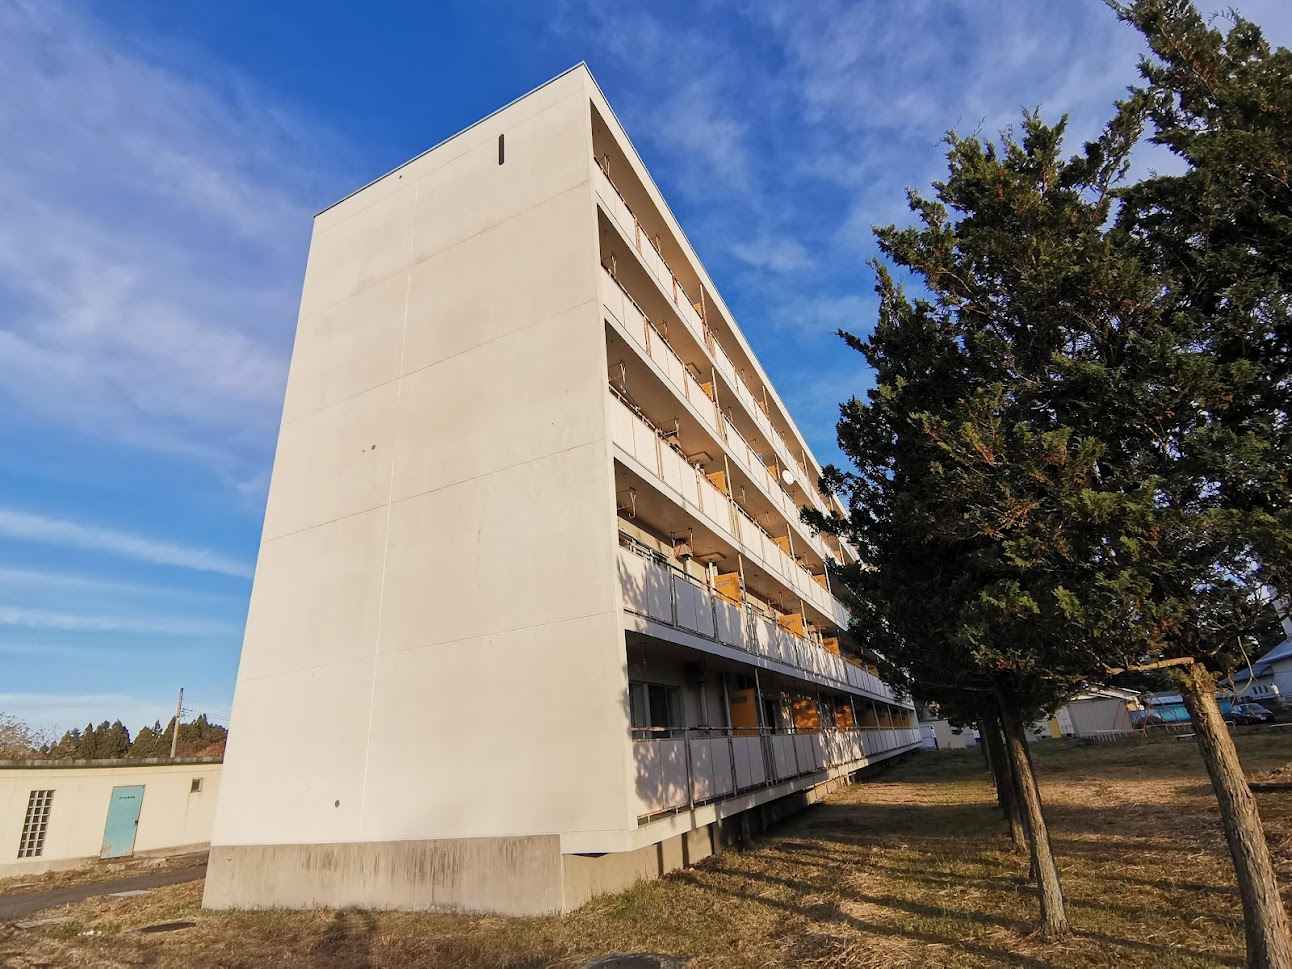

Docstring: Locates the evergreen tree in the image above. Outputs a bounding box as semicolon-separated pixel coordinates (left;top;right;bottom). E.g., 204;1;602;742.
816;2;1292;952
1098;3;1292;963
128;721;164;759
50;727;82;759
100;720;130;759
812;108;1150;936
83;722;103;759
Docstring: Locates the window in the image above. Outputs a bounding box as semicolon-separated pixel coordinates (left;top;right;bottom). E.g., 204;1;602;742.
190;777;203;794
629;681;683;739
17;789;53;859
497;133;505;165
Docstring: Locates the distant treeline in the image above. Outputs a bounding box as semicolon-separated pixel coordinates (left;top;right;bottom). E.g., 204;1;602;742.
45;715;227;760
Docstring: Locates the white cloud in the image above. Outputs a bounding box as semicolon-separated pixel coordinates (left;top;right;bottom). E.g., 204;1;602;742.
0;692;194;735
0;606;233;636
0;566;242;605
0;1;345;482
0;508;253;578
728;236;810;273
777;295;874;336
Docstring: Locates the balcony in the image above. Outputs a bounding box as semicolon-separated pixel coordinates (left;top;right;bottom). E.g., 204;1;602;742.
593;163;843;532
617;539;894;701
633;724;921;820
610;393;851;631
602;281;844;575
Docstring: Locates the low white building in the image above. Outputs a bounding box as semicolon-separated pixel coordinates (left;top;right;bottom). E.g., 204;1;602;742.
1030;688;1142;740
921;720;977;750
0;759;222;877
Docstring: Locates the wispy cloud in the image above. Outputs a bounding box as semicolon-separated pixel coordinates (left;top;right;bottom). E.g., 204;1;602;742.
0;691;199;734
728;237;810;273
0;509;253;578
0;565;241;599
775;295;875;337
0;606;233;636
557;0;1292;471
0;1;349;486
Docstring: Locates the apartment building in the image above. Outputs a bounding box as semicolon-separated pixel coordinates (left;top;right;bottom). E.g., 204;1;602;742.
204;64;920;917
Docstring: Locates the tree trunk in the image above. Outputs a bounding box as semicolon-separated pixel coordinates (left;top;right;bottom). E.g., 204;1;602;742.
984;712;1027;851
1176;661;1292;969
998;691;1069;937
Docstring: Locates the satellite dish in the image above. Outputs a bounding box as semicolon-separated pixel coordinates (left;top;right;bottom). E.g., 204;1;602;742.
781;468;796;487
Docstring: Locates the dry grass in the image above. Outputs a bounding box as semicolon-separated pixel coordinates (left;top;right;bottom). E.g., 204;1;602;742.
3;733;1291;968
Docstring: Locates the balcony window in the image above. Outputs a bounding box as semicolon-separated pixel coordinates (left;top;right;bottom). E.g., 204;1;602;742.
630;681;683;740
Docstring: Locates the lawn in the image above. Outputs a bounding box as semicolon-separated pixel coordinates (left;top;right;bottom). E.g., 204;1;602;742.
4;733;1291;968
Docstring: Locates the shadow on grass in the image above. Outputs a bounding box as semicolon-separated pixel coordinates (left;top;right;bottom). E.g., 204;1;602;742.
314;910;377;967
674;867;1052;968
675;757;1251;967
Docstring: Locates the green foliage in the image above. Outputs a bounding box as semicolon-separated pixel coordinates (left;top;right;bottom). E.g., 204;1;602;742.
47;714;225;760
811;110;1153;718
812;1;1292;714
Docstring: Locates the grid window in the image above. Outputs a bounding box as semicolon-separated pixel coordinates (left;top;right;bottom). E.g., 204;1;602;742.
17;789;54;859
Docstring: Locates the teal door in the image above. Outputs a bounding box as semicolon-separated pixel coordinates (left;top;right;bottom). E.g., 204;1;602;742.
100;785;145;858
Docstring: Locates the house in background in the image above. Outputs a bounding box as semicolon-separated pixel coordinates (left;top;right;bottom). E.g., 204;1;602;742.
1224;608;1292;707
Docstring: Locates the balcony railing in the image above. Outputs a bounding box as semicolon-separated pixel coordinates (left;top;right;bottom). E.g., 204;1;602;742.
602;284;843;578
610;393;850;629
633;724;921;820
593;162;838;527
618;542;893;701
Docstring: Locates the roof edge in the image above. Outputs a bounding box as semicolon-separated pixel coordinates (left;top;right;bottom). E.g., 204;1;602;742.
315;61;591;218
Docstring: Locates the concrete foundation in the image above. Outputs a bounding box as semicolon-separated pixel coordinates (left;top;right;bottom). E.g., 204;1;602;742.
203;835;565;916
205;756;911;915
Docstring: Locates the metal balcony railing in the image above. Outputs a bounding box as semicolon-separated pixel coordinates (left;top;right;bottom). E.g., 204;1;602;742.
592;162;842;528
610;393;851;629
602;295;843;579
632;724;921;820
617;541;895;702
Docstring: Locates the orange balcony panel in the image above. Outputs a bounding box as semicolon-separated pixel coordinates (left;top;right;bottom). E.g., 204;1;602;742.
714;572;741;605
727;688;759;737
792;698;820;732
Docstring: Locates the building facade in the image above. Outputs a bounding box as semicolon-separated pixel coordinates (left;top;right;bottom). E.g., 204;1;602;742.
1;759;221;877
204;64;920;916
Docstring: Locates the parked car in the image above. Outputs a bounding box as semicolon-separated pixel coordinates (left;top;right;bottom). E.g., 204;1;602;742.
1229;703;1273;726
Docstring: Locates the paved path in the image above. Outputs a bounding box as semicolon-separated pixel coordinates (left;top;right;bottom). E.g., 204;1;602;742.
0;857;206;922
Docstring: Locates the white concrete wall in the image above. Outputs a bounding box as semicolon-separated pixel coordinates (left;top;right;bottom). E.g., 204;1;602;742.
213;66;634;852
0;763;222;877
930;720;974;750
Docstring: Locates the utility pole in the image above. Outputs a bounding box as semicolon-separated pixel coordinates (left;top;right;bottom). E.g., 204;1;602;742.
169;687;183;759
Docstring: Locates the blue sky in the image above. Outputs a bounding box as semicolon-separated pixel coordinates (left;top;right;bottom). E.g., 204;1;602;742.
2;0;1289;735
